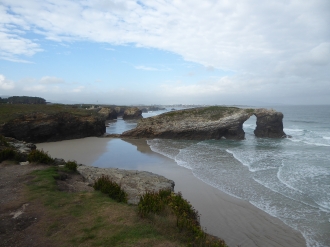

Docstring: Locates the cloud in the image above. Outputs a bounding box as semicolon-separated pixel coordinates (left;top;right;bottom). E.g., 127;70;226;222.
0;74;15;89
135;65;159;71
72;86;85;93
40;76;65;84
0;4;43;62
1;0;329;103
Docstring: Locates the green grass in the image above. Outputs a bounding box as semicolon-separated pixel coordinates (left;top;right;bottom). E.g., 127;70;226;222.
0;104;99;123
163;106;241;121
26;167;227;247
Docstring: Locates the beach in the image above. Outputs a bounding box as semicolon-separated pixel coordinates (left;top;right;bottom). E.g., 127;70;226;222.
37;137;306;247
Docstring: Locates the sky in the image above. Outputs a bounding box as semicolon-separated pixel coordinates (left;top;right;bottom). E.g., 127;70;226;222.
0;0;329;106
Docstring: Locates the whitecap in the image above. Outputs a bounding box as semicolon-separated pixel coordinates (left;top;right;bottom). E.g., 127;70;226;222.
284;128;304;132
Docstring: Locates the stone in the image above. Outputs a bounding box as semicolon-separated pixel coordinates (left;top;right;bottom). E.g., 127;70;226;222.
77;164;175;205
98;107;117;120
121;106;286;140
254;108;286;138
123;107;143;120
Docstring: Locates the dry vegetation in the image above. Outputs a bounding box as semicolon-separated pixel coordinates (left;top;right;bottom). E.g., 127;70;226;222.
0;104;99;123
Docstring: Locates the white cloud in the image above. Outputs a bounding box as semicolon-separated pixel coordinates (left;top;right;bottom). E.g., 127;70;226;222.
40;76;65;84
1;0;329;103
135;65;158;71
72;86;85;93
0;74;15;89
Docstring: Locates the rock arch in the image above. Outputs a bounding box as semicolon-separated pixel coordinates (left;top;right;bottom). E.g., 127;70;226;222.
121;107;286;140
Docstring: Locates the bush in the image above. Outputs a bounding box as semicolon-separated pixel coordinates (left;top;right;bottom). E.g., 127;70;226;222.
93;175;127;203
65;160;78;171
138;190;227;247
0;148;27;163
27;149;54;164
0;148;16;162
138;189;171;217
0;135;9;147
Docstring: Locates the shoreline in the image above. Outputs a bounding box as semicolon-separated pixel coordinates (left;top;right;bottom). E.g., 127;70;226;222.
37;137;306;247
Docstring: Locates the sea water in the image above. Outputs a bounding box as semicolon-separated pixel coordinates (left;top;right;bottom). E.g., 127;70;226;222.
104;105;330;247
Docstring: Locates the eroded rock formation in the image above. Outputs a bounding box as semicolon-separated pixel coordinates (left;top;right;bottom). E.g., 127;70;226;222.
0;112;106;143
98;107;117;120
123;107;143;120
122;106;286;140
77;164;175;205
254;108;286;138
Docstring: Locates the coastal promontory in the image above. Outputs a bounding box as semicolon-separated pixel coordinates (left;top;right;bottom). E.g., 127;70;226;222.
122;106;286;140
0;104;106;143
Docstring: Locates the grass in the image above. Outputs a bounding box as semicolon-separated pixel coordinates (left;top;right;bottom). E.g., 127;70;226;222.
25;167;228;246
163;106;241;121
0;104;99;123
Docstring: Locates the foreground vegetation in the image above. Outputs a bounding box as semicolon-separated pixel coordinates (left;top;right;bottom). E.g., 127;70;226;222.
25;167;227;246
1;135;227;246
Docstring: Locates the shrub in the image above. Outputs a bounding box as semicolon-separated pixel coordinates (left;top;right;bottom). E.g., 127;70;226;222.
138;190;227;247
0;135;9;147
93;175;127;203
0;148;16;162
65;160;78;171
27;149;54;164
138;189;171;217
0;148;27;163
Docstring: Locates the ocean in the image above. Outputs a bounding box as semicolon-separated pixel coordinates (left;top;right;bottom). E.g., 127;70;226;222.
103;105;330;247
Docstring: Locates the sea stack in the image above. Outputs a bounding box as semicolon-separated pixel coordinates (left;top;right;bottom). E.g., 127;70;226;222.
122;106;286;140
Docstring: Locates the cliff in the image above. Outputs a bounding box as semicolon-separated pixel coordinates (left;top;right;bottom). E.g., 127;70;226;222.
123;107;143;120
254;108;286;138
0;112;105;143
122;106;286;140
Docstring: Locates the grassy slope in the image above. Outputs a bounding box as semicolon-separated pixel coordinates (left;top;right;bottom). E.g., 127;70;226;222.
0;104;98;124
27;167;226;247
158;106;254;121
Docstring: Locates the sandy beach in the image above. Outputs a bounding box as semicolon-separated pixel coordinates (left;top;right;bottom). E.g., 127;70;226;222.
37;137;306;247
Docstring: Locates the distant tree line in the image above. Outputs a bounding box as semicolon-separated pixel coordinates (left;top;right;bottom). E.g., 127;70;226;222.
0;96;46;104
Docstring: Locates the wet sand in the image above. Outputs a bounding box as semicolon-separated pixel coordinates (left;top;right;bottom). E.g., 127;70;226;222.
37;137;306;247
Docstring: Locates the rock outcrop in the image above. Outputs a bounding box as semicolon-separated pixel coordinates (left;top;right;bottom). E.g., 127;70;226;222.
3;137;36;154
254;108;286;138
0;112;106;143
98;107;117;120
122;107;251;140
77;164;175;205
123;107;143;120
122;106;286;140
115;107;126;117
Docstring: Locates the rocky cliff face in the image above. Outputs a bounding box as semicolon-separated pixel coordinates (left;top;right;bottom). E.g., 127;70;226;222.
98;107;117;120
122;106;286;140
0;112;106;143
254;108;286;138
122;107;251;140
123;107;143;120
